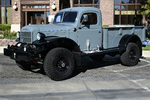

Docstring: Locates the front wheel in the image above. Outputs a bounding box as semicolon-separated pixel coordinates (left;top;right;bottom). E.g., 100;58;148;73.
121;43;140;66
44;48;74;81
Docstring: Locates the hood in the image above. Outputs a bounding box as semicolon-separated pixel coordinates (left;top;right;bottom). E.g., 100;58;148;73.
20;24;75;43
21;24;74;33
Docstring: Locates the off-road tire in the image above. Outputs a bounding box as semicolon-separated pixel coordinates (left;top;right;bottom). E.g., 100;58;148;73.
121;43;140;66
44;48;74;81
16;61;31;70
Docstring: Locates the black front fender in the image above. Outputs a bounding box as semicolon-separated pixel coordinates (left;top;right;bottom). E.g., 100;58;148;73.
33;36;81;52
33;37;81;66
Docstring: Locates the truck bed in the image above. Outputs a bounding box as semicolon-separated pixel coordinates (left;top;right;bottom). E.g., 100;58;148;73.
102;26;145;49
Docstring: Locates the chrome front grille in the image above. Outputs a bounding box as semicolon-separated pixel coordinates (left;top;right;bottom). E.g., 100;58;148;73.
20;32;32;43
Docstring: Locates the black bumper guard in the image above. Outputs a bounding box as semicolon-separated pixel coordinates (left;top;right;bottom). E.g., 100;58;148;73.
4;46;32;62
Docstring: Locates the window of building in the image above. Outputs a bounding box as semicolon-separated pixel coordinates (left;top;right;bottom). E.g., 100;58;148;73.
28;5;45;8
1;0;5;5
21;4;50;27
6;7;12;24
6;0;11;5
121;0;135;3
73;0;100;9
46;11;49;24
114;0;143;25
0;0;12;24
1;7;5;24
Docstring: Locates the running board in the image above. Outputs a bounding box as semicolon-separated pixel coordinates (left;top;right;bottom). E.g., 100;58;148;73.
81;48;125;57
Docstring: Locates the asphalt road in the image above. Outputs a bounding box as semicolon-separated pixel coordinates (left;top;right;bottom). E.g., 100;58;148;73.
0;54;150;100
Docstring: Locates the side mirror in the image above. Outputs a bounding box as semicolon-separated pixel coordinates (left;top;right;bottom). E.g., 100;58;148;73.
82;15;88;23
79;14;88;29
83;15;88;22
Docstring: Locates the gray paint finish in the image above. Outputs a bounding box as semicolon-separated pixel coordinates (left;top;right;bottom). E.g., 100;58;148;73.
20;7;145;51
102;27;145;49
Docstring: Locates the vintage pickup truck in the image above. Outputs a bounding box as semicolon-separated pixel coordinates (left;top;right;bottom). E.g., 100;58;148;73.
4;7;146;81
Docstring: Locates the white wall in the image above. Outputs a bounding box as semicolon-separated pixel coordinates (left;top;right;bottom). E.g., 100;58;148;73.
11;24;21;32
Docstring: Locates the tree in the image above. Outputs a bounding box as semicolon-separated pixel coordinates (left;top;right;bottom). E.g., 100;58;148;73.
141;0;150;17
141;0;150;38
141;0;150;24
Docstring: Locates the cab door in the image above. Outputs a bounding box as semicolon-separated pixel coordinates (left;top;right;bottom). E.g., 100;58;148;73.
77;12;102;51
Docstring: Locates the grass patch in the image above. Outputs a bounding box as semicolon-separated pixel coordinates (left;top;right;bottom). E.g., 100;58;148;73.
143;45;150;50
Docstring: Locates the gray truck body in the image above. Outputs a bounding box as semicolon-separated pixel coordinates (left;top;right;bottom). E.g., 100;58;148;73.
4;7;146;81
20;7;145;52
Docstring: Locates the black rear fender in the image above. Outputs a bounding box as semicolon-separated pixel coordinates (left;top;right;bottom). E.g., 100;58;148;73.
119;34;142;56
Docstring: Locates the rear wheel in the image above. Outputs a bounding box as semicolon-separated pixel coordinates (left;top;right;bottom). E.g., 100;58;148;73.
44;48;74;81
121;43;140;66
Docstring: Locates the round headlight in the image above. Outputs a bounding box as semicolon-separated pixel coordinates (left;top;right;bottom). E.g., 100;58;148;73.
17;31;20;39
37;33;41;40
37;32;46;41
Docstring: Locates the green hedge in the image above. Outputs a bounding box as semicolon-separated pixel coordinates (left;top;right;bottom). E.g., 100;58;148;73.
2;31;17;39
0;24;11;31
0;24;17;39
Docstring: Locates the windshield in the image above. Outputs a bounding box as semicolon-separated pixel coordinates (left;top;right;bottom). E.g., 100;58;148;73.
53;11;77;24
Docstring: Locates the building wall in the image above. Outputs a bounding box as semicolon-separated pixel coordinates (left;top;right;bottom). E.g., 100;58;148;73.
70;0;73;8
11;0;21;32
11;0;114;31
50;0;59;15
10;0;145;32
11;0;51;31
20;0;50;4
100;0;114;26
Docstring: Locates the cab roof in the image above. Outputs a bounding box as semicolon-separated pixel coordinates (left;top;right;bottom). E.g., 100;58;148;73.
58;7;101;13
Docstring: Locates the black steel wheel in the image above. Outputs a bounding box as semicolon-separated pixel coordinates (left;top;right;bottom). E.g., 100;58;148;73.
121;43;140;66
44;48;74;81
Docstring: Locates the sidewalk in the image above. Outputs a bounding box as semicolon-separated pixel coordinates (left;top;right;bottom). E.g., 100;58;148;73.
0;46;150;57
142;51;150;58
0;46;6;54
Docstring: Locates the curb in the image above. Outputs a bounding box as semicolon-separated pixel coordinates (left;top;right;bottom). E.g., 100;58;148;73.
0;46;6;54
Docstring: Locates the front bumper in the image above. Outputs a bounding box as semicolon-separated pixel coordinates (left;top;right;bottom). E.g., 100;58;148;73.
4;48;32;62
4;45;32;62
